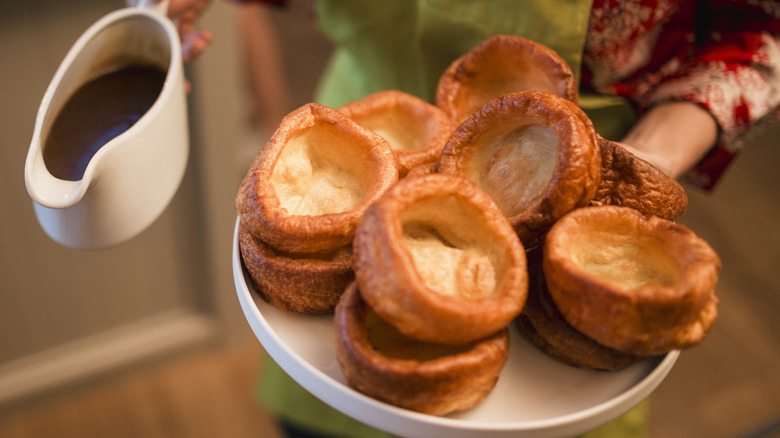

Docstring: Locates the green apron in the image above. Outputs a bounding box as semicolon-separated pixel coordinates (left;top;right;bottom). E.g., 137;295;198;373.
259;1;644;437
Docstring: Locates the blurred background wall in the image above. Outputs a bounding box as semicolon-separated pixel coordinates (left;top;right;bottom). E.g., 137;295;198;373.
0;0;252;407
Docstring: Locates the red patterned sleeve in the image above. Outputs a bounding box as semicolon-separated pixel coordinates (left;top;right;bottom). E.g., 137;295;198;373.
643;1;780;188
585;0;780;189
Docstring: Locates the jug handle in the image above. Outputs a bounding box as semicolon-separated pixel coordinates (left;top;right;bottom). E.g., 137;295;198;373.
134;0;171;16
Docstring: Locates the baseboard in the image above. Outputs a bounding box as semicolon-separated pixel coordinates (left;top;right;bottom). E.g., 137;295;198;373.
0;309;218;409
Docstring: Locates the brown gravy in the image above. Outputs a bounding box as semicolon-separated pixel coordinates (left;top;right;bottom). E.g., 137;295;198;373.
43;64;167;181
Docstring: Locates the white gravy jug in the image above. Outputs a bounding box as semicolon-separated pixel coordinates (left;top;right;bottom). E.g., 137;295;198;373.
24;0;188;250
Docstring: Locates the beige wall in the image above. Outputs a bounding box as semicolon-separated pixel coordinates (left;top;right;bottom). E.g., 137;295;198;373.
0;0;251;406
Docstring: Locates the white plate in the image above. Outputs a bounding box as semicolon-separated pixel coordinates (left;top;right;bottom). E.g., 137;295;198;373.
232;218;678;438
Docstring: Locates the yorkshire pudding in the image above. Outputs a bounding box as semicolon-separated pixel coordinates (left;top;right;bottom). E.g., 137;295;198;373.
590;136;688;220
544;206;720;357
438;90;601;249
339;90;457;178
515;249;646;371
335;282;509;416
404;161;439;178
238;222;353;314
353;173;528;345
436;35;577;123
236;103;398;254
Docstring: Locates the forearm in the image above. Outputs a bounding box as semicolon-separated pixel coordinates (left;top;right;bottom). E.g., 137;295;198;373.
619;101;718;179
238;3;290;133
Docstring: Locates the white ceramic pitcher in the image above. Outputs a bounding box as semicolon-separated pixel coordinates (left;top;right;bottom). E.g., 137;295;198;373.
24;0;188;250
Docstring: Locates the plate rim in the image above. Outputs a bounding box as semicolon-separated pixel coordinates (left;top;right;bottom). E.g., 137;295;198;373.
231;217;679;437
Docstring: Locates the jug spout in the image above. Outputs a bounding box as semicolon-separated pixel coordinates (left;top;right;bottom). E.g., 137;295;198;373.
24;144;88;210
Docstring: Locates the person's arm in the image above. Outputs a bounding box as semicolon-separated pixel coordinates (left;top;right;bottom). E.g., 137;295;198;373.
237;2;291;135
618;101;718;178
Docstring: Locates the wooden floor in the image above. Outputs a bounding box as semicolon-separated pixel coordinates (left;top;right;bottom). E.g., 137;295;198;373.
0;339;283;438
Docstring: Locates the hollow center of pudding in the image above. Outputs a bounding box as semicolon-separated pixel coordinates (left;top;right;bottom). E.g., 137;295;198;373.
355;108;427;152
399;195;506;299
364;310;473;360
271;126;368;216
469;123;557;217
570;229;682;290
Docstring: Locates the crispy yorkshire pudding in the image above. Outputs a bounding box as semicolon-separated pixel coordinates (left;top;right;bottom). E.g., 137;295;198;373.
438;90;601;249
590;136;688;220
353;174;527;345
238;223;353;314
515;249;647;371
436;35;578;123
335;282;509;416
235;103;398;254
405;161;439;178
544;206;720;357
339;90;457;178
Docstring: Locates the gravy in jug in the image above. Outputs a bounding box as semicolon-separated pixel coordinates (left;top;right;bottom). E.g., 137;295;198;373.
43;64;167;181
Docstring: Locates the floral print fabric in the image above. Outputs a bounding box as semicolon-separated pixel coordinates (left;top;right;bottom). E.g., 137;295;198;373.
582;0;780;189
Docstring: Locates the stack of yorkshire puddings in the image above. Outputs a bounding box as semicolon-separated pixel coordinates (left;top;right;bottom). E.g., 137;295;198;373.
235;35;721;416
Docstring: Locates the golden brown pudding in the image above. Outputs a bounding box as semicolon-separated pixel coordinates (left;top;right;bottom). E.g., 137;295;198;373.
515;249;646;371
339;90;457;178
436;35;578;123
543;206;720;356
235;103;398;254
590;135;688;220
439;90;601;249
335;282;509;416
353;173;528;345
238;222;353;314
